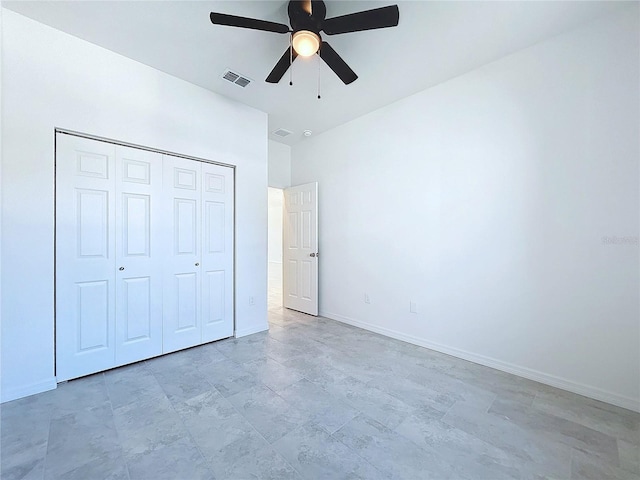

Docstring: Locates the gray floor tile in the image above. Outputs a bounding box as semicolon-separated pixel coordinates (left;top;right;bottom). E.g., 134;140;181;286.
126;436;213;480
489;397;619;464
181;403;296;480
1;395;51;478
45;455;128;480
571;447;640;480
44;402;122;478
104;362;166;409
49;374;110;419
315;374;414;429
334;413;454;479
227;384;310;443
442;395;573;478
273;422;390;479
153;365;215;403
278;379;360;434
2;458;45;480
173;389;237;425
241;357;304;392
215;334;271;363
368;373;458;414
112;394;188;461
212;442;302;480
279;354;349;384
174;389;268;461
619;438;640;475
533;389;640;445
395;410;520;479
263;338;312;364
198;358;261;397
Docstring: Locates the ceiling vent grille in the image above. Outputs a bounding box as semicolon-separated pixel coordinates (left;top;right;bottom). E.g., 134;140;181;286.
273;129;293;137
222;69;251;88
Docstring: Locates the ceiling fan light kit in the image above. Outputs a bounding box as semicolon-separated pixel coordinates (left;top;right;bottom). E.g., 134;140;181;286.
209;1;399;86
292;30;320;57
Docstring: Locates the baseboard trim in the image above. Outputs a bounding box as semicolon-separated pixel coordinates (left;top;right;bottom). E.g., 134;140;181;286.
235;324;269;338
1;377;57;404
320;310;640;413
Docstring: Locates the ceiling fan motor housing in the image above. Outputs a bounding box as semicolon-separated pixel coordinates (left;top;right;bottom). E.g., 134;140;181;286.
288;0;326;35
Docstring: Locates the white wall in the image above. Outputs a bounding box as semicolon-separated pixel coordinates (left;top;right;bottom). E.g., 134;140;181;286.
268;140;291;188
1;10;269;402
268;188;284;264
267;140;289;265
291;8;640;411
0;7;4;399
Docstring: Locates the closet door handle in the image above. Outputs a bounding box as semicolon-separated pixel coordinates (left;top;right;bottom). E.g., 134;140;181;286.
119;267;125;271
195;263;200;267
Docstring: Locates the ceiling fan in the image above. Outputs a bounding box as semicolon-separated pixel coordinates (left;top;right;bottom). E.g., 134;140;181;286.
209;0;400;85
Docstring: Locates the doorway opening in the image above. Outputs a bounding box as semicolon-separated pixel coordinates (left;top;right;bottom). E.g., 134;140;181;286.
267;187;284;311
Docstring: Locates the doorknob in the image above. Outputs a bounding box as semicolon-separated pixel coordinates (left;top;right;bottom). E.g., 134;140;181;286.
119;267;125;271
309;253;316;257
195;263;200;267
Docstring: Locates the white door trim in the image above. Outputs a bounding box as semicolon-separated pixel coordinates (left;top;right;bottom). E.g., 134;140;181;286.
55;128;235;168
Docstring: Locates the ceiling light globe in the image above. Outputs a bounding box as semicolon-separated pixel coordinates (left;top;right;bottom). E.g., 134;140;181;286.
292;30;320;57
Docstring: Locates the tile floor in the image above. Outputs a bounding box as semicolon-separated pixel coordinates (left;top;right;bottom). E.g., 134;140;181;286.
1;267;639;479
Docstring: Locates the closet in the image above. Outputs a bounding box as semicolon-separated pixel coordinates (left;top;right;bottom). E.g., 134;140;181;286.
55;132;234;381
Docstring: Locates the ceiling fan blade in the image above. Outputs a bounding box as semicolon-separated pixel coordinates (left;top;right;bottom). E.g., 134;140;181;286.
319;42;357;85
322;5;399;35
266;48;299;83
210;12;290;34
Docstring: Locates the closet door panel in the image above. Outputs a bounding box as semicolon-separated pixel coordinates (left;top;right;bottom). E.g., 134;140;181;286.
163;155;202;353
114;146;163;365
201;163;234;342
56;134;117;381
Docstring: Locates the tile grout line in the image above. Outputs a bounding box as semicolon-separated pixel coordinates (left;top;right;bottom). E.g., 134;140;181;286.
103;372;133;480
150;360;219;479
37;395;55;480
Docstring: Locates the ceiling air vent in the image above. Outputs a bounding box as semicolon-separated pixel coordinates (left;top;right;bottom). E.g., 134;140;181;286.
222;69;251;88
273;129;292;138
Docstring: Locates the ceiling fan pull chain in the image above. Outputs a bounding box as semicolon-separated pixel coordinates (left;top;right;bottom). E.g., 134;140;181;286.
317;52;321;99
289;33;293;86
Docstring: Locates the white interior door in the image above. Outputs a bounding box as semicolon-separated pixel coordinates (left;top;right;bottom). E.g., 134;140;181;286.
56;134;117;381
201;162;234;342
163;155;202;353
283;182;318;316
114;146;163;365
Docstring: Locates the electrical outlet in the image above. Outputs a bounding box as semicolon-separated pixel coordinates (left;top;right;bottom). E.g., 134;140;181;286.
249;296;255;305
364;293;370;304
410;301;417;313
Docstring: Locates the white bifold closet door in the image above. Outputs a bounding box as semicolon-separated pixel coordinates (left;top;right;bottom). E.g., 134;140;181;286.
114;145;164;365
56;136;119;380
162;155;234;353
56;133;233;382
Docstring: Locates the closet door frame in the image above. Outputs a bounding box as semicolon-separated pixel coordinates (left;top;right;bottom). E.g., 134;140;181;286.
54;129;236;380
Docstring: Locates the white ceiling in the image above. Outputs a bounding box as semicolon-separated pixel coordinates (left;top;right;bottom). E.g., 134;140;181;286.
2;0;625;145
